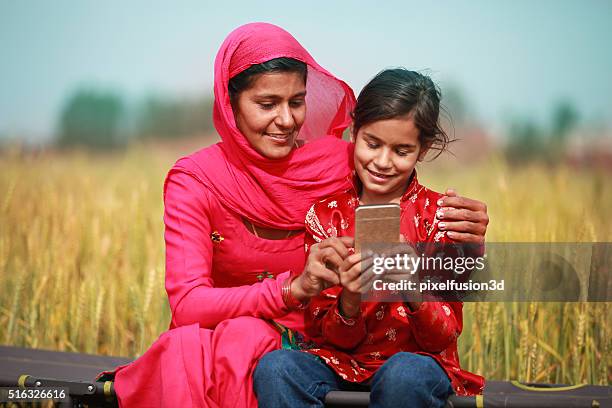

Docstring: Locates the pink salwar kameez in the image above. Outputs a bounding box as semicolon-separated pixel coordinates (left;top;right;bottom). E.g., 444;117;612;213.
100;22;356;407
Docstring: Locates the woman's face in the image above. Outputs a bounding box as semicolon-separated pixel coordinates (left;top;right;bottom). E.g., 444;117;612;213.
353;115;423;204
233;71;306;159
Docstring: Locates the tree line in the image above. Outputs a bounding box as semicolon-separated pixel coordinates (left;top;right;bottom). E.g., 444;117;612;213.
56;88;214;149
56;86;581;165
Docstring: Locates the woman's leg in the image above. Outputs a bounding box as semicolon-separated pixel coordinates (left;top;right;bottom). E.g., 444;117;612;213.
211;316;281;408
253;350;341;407
112;317;282;408
369;352;453;408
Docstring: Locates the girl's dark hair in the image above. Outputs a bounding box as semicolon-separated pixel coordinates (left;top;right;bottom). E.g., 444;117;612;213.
228;57;308;101
353;68;451;159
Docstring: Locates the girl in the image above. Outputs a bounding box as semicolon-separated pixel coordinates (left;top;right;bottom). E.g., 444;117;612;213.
254;69;485;408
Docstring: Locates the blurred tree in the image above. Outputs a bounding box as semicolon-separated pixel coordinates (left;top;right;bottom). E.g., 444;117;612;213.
505;101;580;164
442;85;469;125
136;94;213;139
57;88;126;149
505;117;545;163
551;100;579;143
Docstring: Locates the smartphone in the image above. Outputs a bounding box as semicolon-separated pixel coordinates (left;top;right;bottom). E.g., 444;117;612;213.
354;204;401;252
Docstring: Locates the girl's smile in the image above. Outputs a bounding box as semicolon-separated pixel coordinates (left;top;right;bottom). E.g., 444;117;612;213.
365;168;398;183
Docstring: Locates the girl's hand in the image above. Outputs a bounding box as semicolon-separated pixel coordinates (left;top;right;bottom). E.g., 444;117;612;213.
436;188;489;243
372;242;422;310
292;237;353;301
338;252;376;318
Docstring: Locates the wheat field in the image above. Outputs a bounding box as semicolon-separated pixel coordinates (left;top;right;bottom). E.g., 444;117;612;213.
1;140;610;385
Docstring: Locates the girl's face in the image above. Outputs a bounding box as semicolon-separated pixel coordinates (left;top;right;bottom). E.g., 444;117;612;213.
353;115;423;204
233;71;307;159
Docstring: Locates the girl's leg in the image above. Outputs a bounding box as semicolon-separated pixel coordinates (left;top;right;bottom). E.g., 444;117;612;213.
369;352;453;408
253;350;341;407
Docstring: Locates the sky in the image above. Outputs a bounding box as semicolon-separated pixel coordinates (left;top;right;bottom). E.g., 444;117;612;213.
1;0;611;143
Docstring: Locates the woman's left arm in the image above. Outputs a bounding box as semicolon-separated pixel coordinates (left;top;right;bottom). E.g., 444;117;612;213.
435;188;489;243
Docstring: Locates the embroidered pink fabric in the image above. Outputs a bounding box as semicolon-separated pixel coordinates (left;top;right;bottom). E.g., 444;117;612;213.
172;22;356;229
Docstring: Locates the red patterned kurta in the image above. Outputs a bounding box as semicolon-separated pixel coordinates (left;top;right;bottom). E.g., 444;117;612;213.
301;173;485;396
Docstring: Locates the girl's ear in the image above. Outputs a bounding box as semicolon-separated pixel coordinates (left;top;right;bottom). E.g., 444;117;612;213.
418;144;430;161
349;122;356;143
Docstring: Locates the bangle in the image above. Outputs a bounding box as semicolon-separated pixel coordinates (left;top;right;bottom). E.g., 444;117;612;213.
282;275;309;310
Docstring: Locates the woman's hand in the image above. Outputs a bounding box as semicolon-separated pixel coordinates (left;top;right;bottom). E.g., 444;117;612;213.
436;188;489;243
291;237;353;301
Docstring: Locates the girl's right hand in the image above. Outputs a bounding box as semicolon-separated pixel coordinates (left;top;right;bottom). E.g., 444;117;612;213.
338;252;376;317
292;237;353;301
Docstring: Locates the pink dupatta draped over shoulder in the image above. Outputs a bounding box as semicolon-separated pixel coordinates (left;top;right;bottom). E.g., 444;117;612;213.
104;23;357;408
172;22;356;229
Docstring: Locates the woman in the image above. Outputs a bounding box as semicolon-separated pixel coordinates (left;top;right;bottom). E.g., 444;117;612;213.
101;23;489;408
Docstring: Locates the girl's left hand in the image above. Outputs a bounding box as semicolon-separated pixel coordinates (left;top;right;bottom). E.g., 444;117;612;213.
436;188;489;243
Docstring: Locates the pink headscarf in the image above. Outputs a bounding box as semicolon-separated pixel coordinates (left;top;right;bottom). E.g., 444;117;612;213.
169;22;355;229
